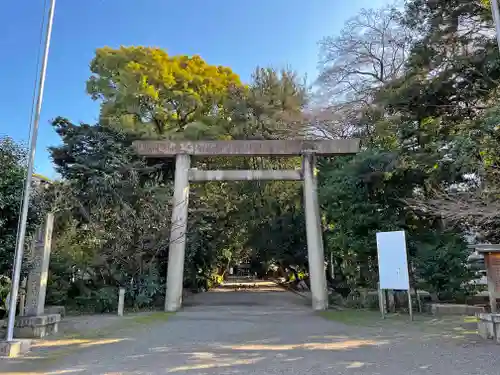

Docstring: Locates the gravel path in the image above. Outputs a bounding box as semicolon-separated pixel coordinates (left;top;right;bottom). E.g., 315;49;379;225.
1;284;500;375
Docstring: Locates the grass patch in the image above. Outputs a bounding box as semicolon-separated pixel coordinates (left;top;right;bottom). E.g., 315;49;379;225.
43;312;173;347
319;308;480;337
318;309;382;325
62;311;175;338
463;316;478;323
128;311;173;324
318;309;418;327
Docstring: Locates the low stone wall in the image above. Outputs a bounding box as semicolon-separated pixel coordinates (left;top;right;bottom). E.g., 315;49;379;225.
427;303;485;316
2;314;61;339
477;313;500;343
44;305;66;318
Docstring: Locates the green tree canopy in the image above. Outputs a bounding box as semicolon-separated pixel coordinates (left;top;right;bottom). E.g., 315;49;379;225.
87;46;243;137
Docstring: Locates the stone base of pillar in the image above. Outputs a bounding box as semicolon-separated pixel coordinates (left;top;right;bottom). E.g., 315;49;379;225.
0;339;32;357
2;314;61;339
477;313;500;343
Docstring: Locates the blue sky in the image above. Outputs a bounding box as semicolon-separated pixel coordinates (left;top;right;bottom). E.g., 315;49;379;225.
0;0;390;178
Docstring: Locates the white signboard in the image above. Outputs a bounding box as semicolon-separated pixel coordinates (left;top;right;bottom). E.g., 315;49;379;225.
376;231;410;290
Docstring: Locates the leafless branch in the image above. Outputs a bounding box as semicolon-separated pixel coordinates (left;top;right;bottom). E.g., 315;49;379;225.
316;6;413;107
405;189;500;225
311;5;413;139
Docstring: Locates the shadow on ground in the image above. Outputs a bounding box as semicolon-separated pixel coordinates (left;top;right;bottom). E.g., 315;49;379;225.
1;282;499;375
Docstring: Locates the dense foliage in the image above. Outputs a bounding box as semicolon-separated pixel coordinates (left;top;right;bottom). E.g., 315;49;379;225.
0;137;45;276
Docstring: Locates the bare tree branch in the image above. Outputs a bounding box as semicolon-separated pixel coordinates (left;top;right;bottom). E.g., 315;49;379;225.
317;6;412;106
311;5;413;140
405;189;500;225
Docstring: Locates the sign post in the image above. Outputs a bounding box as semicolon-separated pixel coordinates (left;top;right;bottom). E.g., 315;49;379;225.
408;288;413;321
376;231;412;320
377;282;385;319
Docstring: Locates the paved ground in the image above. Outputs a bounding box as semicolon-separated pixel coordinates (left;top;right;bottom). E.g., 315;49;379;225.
1;281;500;374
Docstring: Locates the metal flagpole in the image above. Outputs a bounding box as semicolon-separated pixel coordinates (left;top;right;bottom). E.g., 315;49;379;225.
491;0;500;51
5;0;56;342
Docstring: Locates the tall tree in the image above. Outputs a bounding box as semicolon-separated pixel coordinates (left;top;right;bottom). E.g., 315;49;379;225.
318;6;410;103
219;67;308;140
87;46;243;137
49;118;172;298
315;5;412;140
375;0;500;243
381;0;500;123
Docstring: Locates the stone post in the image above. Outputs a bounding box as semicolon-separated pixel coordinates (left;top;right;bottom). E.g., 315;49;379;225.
165;154;191;312
118;288;125;317
25;212;54;316
302;153;328;310
18;278;27;316
387;290;396;313
330;252;335;279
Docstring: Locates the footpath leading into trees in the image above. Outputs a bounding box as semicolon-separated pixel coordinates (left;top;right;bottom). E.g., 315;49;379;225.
184;278;311;307
1;282;500;374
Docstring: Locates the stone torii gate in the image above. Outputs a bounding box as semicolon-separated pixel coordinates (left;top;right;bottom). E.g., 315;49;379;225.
133;139;360;312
